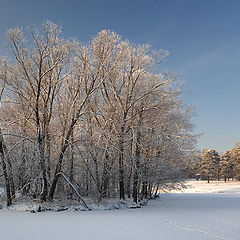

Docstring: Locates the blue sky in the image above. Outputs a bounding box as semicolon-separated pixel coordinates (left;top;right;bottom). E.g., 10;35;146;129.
0;0;240;152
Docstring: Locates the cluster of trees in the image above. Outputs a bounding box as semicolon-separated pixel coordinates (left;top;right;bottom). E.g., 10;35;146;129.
0;21;196;206
189;145;240;183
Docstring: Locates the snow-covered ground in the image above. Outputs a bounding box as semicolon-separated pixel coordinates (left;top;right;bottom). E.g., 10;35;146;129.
1;180;240;240
172;179;240;194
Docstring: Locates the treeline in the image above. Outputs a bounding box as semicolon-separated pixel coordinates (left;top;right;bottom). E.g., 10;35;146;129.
188;145;240;183
0;21;196;206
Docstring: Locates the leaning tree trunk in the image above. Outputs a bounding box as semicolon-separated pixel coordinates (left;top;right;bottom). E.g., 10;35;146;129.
0;129;12;206
48;142;68;201
48;119;77;201
58;172;90;210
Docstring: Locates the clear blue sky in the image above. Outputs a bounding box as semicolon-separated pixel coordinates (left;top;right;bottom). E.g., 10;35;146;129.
1;0;240;152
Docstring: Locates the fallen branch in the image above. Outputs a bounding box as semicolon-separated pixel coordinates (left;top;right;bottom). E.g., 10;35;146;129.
57;172;90;210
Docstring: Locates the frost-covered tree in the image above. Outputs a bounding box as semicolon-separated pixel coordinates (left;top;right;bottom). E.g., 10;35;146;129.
220;151;233;182
230;147;240;180
0;21;197;206
0;63;13;206
4;22;77;201
198;149;220;183
185;153;202;179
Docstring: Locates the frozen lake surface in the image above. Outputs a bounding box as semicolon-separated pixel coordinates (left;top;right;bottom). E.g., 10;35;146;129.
0;181;240;240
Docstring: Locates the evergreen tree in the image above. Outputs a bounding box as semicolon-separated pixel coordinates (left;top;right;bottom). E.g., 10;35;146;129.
230;147;240;180
220;151;233;182
198;149;220;183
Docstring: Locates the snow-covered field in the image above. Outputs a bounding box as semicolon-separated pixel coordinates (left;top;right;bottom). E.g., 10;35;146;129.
172;179;240;194
1;180;240;240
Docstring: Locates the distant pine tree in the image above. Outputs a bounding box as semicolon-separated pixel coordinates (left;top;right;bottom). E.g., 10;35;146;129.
220;151;233;182
198;149;220;183
230;147;240;180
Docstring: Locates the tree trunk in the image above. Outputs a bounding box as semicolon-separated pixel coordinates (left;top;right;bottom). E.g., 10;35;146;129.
85;166;89;196
142;181;148;199
2;135;15;198
102;153;110;198
126;167;132;199
148;181;153;199
68;132;74;199
0;129;12;206
102;170;109;198
19;140;27;194
7;153;15;198
92;155;102;202
119;126;125;200
133;129;141;203
46;132;51;185
38;132;48;202
154;183;159;198
48;120;77;200
58;172;90;209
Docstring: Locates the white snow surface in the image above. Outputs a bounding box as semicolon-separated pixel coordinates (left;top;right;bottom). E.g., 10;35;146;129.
1;180;240;240
171;180;240;194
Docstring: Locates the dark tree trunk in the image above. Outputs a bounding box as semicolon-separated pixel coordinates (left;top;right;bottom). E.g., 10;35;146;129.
141;157;148;199
3;137;15;198
48;147;65;201
48;119;77;201
127;134;133;199
119;126;125;200
68;132;74;199
1;158;12;206
102;153;110;198
85;167;89;196
154;183;159;198
148;181;153;198
126;167;132;199
38;132;48;202
46;132;51;185
19;141;27;194
92;155;102;202
102;172;109;198
0;129;12;206
133;129;141;203
142;181;148;199
7;156;15;198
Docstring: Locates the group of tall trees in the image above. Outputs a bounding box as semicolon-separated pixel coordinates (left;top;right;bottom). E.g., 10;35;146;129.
190;144;240;183
0;21;196;206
